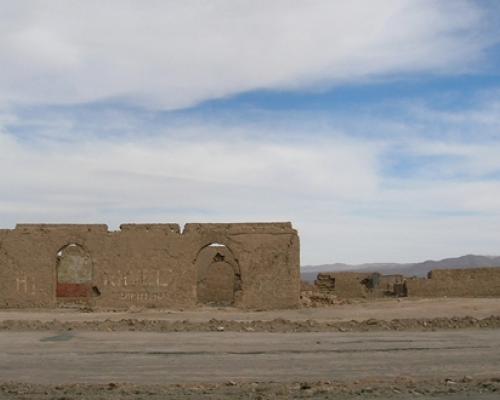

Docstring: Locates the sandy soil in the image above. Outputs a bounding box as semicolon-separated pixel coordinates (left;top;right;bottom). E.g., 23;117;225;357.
0;298;500;332
0;314;499;332
1;298;499;399
1;379;499;399
1;297;499;323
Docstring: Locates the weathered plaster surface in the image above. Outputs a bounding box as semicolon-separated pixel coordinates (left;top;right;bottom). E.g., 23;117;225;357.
0;222;300;310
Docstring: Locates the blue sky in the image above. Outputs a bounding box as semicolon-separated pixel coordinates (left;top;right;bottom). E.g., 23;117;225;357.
1;0;500;264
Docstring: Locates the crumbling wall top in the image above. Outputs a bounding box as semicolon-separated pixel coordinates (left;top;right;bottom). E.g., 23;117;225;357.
183;222;295;235
8;222;296;236
15;224;109;233
119;224;181;234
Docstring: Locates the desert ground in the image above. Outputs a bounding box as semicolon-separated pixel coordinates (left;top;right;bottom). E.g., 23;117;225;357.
1;298;500;399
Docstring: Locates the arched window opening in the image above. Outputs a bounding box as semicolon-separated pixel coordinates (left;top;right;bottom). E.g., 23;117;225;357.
195;243;241;306
56;243;93;299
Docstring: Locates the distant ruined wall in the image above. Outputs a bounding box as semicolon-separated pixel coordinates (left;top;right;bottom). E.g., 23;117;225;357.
406;267;500;297
314;267;500;299
0;222;300;310
314;272;405;299
316;272;370;298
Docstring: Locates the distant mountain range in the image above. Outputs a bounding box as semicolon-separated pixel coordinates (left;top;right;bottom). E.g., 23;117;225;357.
301;254;500;282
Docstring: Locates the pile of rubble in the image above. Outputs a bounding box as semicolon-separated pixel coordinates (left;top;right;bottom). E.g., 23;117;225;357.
300;280;345;307
313;274;336;292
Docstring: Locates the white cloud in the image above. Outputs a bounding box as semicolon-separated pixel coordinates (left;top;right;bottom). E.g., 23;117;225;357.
2;113;500;265
0;0;495;109
1;1;500;264
0;127;380;210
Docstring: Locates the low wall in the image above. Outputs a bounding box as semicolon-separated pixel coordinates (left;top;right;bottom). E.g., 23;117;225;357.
0;222;300;310
406;267;500;297
313;267;500;299
315;272;404;299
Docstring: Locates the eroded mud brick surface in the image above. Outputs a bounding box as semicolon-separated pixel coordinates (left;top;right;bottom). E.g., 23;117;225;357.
0;222;300;310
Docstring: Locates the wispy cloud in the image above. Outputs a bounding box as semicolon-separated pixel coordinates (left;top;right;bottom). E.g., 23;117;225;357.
0;0;497;110
1;1;500;264
2;90;500;264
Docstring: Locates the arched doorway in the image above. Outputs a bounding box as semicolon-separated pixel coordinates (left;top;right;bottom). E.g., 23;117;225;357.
56;244;93;299
195;243;241;306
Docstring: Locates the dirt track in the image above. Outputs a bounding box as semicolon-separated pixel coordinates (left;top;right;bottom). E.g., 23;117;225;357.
1;330;500;399
2;330;500;384
1;298;500;399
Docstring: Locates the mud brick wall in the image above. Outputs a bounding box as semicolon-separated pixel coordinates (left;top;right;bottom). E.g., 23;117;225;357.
315;273;336;292
0;222;300;310
314;272;405;299
378;274;405;293
315;272;371;298
406;267;500;297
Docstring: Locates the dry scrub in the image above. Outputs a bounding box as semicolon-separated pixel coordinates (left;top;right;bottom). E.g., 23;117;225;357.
1;376;499;399
1;315;500;332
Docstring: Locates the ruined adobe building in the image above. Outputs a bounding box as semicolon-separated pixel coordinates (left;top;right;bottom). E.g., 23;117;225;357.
315;267;500;299
315;272;406;299
0;223;300;310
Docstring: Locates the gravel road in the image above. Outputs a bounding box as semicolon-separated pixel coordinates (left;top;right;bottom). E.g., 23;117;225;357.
1;330;499;384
